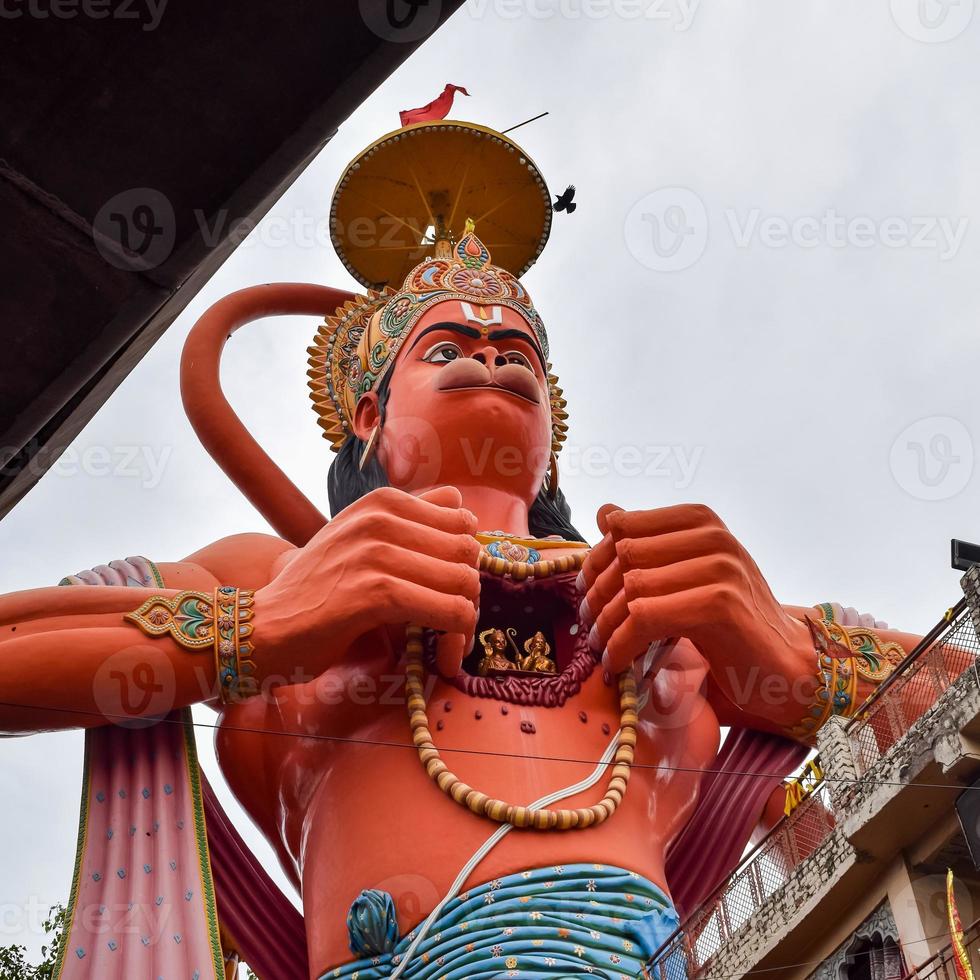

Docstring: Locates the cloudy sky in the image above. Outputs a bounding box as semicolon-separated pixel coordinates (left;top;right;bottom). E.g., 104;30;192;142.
3;0;980;960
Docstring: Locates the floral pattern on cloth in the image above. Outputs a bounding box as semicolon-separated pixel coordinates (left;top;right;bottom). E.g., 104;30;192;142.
320;864;678;979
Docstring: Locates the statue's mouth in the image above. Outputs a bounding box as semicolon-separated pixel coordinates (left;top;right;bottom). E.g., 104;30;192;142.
436;381;539;405
434;361;542;405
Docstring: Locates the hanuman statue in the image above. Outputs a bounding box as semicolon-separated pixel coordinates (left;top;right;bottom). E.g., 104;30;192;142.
0;115;921;980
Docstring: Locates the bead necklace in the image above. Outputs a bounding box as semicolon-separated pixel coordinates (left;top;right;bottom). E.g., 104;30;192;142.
475;531;589;581
404;531;634;829
404;624;638;831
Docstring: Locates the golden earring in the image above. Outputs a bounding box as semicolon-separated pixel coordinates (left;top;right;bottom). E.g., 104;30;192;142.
359;426;380;472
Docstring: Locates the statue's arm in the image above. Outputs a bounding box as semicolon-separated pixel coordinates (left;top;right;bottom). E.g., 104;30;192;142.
0;532;294;735
0;486;481;735
704;604;924;740
579;502;932;741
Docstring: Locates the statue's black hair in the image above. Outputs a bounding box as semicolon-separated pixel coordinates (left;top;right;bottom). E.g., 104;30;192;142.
326;371;585;542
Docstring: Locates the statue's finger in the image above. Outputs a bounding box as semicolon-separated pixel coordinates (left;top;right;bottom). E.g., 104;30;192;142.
436;631;468;678
606;503;725;542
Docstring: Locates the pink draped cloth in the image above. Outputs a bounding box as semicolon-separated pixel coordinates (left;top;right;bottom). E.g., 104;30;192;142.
55;557;308;980
201;774;309;978
55;711;224;979
55;557;223;979
664;727;808;918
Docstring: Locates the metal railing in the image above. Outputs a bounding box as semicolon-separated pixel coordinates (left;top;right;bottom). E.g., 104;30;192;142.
848;601;977;779
901;917;980;978
645;783;836;979
647;599;978;979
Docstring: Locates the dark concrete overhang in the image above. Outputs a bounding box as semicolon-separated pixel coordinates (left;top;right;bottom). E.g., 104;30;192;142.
0;1;462;518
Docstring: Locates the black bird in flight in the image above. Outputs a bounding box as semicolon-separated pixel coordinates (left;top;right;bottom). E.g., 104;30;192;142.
553;185;577;214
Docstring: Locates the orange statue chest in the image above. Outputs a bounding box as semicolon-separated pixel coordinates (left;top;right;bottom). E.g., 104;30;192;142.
214;586;720;970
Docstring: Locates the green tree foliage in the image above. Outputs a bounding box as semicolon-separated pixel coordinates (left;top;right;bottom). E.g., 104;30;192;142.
0;905;65;980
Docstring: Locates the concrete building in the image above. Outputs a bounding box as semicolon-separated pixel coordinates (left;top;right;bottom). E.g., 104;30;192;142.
0;2;462;520
647;568;980;979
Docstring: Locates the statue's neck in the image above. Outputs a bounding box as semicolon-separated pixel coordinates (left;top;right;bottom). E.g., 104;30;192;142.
414;484;532;537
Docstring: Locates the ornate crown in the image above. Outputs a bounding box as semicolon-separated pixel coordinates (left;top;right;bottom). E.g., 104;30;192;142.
307;225;569;454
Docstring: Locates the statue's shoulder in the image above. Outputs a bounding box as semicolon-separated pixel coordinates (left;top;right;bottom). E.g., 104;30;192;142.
180;532;295;590
121;532;292;593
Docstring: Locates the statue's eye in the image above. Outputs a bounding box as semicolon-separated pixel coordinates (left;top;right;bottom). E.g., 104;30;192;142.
504;351;533;371
422;342;463;363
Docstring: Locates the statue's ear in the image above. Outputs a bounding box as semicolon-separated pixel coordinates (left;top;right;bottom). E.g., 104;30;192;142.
351;392;381;441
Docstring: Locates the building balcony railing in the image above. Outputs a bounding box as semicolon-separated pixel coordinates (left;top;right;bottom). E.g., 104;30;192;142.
645;598;977;980
645;782;837;979
900;917;980;979
847;599;976;782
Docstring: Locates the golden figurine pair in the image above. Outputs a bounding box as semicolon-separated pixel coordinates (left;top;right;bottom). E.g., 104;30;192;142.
476;627;557;676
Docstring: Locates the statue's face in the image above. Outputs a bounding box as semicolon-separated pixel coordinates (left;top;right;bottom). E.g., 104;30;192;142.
491;630;508;651
367;300;553;498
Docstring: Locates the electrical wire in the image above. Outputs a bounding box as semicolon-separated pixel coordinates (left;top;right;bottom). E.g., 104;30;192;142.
2;698;979;793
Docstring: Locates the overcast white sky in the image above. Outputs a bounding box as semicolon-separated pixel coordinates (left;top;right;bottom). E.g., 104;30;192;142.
3;0;980;960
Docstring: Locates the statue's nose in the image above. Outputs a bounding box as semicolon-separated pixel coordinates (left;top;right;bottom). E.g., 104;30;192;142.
470;345;508;378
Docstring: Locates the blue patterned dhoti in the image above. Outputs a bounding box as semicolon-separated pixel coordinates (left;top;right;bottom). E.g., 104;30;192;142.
320;864;678;979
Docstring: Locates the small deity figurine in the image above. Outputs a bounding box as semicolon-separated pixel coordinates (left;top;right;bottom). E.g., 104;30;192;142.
520;630;557;674
477;627;519;675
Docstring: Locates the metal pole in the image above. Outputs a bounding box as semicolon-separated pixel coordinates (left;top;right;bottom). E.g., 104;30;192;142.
500;111;549;135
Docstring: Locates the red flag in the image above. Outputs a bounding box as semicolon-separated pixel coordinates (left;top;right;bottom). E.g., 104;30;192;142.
399;84;470;127
948;869;975;979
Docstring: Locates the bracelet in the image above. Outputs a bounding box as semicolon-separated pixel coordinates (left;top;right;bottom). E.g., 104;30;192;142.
786;616;858;741
786;604;909;742
124;587;257;704
213;587;257;703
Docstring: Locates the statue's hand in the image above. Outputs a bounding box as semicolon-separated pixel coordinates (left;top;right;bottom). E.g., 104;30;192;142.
257;486;480;677
579;503;810;681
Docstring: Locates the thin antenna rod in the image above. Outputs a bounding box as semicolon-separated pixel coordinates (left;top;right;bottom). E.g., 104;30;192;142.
500;111;549;135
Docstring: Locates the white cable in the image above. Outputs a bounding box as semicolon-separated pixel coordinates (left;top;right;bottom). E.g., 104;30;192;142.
390;650;659;978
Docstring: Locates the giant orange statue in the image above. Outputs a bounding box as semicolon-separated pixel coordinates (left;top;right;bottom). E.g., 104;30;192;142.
0;114;923;979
